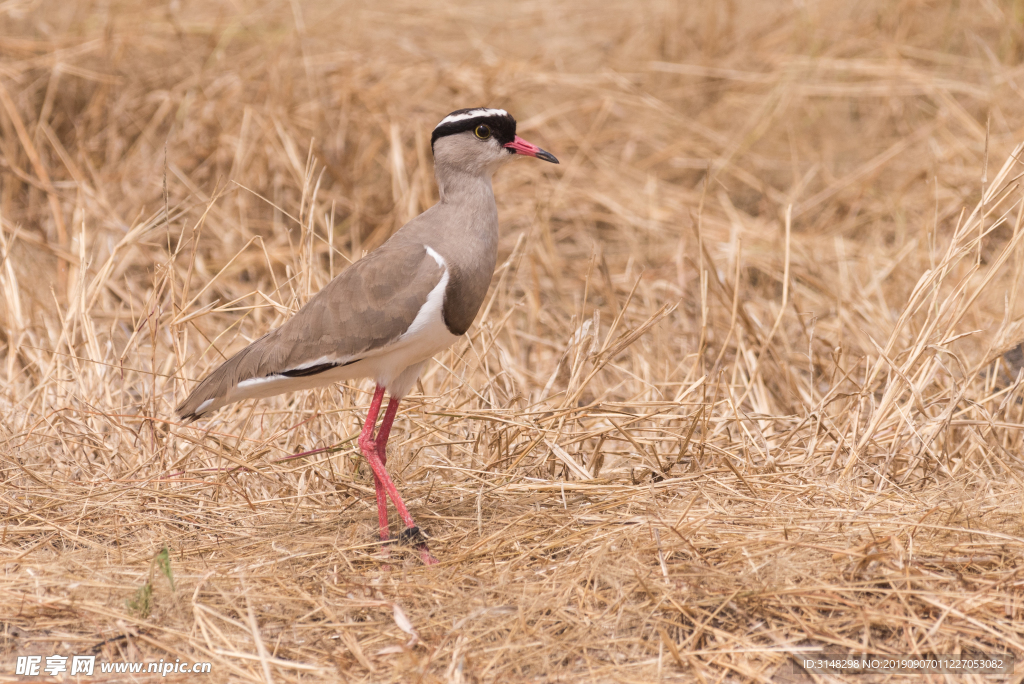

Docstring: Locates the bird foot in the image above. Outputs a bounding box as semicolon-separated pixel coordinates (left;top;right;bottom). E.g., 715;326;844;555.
418;545;438;565
398;525;426;545
380;526;435;565
398;527;437;565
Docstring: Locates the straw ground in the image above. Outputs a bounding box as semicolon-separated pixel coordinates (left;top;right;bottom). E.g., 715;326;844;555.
2;1;1024;682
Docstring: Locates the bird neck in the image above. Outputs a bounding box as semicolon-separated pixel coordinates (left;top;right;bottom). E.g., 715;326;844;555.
435;166;495;206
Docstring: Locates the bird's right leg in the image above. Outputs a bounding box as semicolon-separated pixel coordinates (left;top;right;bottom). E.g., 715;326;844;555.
359;385;436;565
358;385;390;544
372;396;436;565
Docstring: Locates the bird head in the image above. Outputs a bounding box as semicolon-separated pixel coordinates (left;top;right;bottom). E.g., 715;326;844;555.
431;108;558;176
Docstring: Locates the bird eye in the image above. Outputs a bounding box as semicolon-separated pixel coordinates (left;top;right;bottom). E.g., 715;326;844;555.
474;124;491;139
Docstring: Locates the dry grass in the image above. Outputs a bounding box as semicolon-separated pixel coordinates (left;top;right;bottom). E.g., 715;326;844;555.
2;1;1024;682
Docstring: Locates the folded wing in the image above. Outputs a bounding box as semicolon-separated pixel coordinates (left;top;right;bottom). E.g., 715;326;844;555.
176;238;444;421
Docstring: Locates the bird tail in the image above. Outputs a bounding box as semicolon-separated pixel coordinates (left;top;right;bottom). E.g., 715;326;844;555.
176;359;240;422
176;334;272;422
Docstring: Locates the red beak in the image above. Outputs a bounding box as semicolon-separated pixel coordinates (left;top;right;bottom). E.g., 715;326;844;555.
504;135;559;164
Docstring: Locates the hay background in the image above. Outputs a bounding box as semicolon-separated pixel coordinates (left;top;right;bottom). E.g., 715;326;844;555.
2;0;1024;681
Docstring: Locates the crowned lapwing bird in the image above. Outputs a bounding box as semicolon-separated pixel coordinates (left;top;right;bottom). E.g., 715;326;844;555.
177;108;558;564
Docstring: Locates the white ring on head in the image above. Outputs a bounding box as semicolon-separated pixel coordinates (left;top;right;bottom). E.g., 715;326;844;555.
435;108;509;128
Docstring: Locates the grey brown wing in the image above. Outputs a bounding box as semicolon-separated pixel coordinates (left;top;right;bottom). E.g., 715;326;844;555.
176;239;443;420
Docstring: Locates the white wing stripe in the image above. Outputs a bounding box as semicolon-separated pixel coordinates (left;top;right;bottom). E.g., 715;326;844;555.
400;266;449;341
424;245;446;268
237;375;288;390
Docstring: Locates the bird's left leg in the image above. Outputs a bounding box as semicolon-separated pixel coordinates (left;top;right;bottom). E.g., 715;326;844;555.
358;385;390;544
364;396;437;565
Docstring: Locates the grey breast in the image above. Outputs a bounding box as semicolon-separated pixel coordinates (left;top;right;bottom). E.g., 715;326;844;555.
409;187;500;337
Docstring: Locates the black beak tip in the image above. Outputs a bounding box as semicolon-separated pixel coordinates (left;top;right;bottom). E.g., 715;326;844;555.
536;149;559;164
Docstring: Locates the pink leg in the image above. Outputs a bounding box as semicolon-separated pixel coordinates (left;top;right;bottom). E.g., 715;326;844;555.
365;393;437;565
357;386;436;565
358;386;389;542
